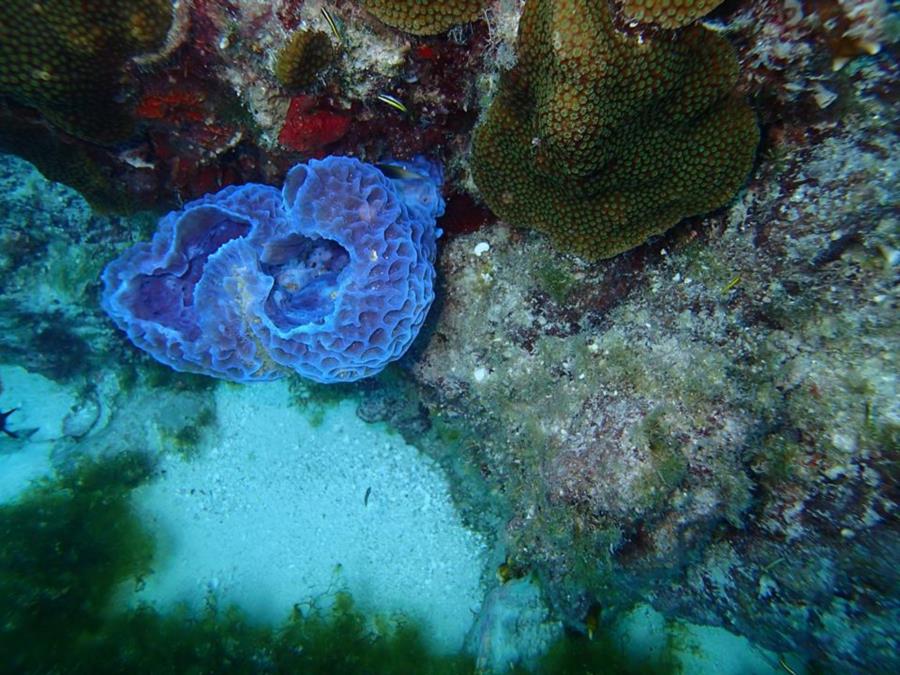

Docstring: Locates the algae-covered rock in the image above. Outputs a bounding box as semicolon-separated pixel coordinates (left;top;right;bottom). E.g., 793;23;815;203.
418;59;899;668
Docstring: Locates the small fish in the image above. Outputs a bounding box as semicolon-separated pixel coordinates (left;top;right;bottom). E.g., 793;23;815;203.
496;558;524;584
584;602;601;641
375;163;426;181
320;6;342;45
763;557;785;573
778;656;798;675
376;93;408;114
0;408;18;439
721;274;741;293
364;486;372;506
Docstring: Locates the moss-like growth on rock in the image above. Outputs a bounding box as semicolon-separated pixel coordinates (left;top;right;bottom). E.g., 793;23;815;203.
143;360;218;393
364;0;486;36
274;29;335;90
472;0;758;260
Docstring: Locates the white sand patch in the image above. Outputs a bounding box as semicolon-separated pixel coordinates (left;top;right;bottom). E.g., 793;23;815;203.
0;365;75;502
129;379;487;653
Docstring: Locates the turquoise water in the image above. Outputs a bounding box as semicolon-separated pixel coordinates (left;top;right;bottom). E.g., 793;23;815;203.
1;1;898;672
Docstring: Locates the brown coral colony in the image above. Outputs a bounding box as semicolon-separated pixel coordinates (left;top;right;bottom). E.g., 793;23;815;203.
274;30;335;90
0;0;173;143
618;0;726;28
363;0;486;35
471;0;758;260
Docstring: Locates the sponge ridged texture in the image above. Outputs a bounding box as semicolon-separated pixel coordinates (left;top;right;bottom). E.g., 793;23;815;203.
471;0;758;260
363;0;486;35
0;0;172;143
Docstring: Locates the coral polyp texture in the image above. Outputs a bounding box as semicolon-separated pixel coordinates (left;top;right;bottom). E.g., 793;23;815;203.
363;0;486;35
274;29;336;90
0;0;173;143
101;157;444;384
617;0;725;28
471;0;759;260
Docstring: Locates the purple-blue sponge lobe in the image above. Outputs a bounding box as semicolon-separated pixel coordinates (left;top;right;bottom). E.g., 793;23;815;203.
101;156;444;383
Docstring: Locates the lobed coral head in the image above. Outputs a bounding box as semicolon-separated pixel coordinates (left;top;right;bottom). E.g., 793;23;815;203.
471;0;758;260
0;0;173;143
102;156;444;384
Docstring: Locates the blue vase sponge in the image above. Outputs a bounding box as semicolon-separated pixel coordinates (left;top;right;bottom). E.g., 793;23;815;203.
102;156;444;383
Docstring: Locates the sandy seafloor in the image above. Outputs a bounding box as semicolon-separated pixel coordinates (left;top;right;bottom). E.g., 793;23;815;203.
1;358;796;672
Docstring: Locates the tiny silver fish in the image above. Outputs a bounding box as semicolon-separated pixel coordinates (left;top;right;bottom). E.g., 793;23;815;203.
376;93;408;114
321;6;342;45
375;163;426;181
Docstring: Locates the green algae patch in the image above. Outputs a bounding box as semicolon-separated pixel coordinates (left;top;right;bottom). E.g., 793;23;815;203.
0;452;156;669
0;437;689;672
630;407;689;512
535;258;579;304
91;592;478;674
538;629;678;675
143;360;218;393
161;404;217;459
287;374;360;428
0;451;474;673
